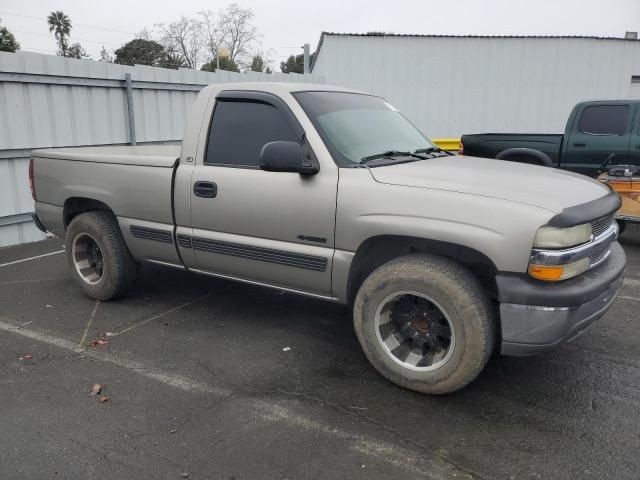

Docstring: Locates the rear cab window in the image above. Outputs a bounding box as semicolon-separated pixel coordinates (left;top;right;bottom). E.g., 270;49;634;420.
577;105;630;136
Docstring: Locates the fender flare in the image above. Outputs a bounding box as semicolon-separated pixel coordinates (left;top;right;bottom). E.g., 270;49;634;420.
495;148;554;168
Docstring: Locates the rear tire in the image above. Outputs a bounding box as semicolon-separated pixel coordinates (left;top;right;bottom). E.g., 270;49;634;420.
353;254;495;394
65;211;139;301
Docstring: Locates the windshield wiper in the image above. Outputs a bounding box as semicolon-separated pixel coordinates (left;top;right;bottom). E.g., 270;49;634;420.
414;147;454;156
360;150;428;164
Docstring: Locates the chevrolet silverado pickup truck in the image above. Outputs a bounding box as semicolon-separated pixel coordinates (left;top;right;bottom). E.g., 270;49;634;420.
30;83;626;394
461;100;640;177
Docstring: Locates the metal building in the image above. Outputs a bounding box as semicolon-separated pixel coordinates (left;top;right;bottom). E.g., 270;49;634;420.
311;33;640;138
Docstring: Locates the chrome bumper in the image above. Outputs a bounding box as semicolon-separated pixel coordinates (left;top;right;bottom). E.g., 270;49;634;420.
498;242;626;356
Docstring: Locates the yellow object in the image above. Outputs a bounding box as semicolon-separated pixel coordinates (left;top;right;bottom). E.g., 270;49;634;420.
597;172;640;221
528;264;565;281
528;257;590;282
432;138;461;152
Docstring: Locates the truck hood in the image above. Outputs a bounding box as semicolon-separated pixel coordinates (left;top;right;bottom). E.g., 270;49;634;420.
368;155;610;213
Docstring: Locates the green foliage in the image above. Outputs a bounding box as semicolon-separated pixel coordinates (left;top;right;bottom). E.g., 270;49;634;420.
66;42;89;59
114;39;166;66
0;21;20;52
249;54;265;72
201;56;239;72
47;10;72;56
158;51;187;69
280;52;315;74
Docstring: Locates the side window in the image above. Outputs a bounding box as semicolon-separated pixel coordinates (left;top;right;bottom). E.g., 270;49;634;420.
577;105;629;136
205;99;298;167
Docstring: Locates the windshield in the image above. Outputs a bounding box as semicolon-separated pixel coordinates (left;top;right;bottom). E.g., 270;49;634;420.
294;91;434;166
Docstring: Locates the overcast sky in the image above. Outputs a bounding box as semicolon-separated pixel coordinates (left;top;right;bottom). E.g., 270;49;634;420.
1;0;639;70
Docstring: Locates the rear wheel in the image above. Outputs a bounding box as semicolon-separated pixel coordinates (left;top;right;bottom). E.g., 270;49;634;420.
353;254;495;394
65;211;139;300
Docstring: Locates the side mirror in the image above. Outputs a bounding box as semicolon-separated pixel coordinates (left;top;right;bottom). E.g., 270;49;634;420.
259;141;319;175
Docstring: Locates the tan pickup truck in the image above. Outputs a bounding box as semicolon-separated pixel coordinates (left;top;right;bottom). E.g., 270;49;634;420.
30;83;625;394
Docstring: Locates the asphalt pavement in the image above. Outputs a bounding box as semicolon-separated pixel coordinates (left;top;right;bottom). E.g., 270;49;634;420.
1;227;639;480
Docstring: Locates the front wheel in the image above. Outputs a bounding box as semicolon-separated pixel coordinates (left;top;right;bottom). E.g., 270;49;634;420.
65;211;139;300
353;254;495;394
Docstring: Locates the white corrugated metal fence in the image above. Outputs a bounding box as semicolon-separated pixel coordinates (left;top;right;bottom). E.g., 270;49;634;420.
0;51;324;247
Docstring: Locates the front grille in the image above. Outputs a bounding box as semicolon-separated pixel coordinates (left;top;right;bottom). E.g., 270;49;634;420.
591;214;614;238
589;243;611;267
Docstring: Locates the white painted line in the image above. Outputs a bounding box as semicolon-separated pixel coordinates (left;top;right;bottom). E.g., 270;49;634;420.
110;294;210;337
0;249;64;268
623;277;640;287
618;295;640;302
0;319;229;396
79;301;100;347
0;277;66;285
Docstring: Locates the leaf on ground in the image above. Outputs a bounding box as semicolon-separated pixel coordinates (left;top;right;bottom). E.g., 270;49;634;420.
99;395;109;403
91;338;110;346
22;354;33;360
88;383;102;397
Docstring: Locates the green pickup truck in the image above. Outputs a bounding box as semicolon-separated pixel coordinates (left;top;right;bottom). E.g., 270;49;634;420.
461;100;640;177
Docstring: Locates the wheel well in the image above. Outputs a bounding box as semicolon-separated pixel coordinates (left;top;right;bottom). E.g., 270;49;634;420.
63;197;113;229
346;235;498;305
496;148;554;167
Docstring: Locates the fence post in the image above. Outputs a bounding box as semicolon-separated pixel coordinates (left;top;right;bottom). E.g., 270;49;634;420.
303;44;310;74
124;73;137;145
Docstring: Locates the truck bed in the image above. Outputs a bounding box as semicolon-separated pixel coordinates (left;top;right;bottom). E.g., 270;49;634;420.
461;133;563;164
32;144;180;251
32;144;181;167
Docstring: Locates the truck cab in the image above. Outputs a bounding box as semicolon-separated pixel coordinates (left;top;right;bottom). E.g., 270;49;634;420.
462;99;640;177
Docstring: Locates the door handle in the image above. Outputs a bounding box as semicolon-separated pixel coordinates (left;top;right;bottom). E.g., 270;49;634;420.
573;143;586;147
193;181;217;198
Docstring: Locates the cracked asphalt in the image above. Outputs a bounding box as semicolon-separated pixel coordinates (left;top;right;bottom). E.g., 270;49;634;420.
1;227;639;480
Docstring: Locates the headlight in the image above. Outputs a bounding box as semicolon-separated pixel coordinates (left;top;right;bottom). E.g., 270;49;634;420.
533;223;592;249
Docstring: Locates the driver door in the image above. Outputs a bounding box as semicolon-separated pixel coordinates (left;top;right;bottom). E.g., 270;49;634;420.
186;92;338;297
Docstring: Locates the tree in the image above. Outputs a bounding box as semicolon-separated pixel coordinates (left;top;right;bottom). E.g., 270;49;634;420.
47;11;72;57
156;16;204;69
218;3;259;67
280;52;315;74
114;39;166;66
158;50;187;69
249;54;265;72
0;19;20;52
199;10;225;67
67;42;89;59
201;56;239;72
99;46;113;63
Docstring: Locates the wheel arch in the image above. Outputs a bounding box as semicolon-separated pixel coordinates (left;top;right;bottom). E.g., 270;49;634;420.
63;197;115;230
496;148;554;167
345;235;499;305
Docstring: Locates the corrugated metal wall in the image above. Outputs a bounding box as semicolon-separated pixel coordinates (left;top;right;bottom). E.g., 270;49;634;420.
313;35;640;137
0;51;324;247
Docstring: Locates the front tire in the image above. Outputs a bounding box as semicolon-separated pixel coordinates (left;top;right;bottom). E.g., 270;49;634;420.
65;211;139;300
353;254;495;394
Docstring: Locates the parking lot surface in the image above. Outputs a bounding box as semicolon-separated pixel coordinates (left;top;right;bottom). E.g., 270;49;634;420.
1;227;639;480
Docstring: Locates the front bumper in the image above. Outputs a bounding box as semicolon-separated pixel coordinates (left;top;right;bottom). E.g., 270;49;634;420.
496;242;626;356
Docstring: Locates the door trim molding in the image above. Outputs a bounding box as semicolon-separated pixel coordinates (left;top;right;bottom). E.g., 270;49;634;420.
177;234;328;272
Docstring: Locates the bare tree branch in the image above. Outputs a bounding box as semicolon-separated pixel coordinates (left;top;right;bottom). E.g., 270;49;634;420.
156;16;204;69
